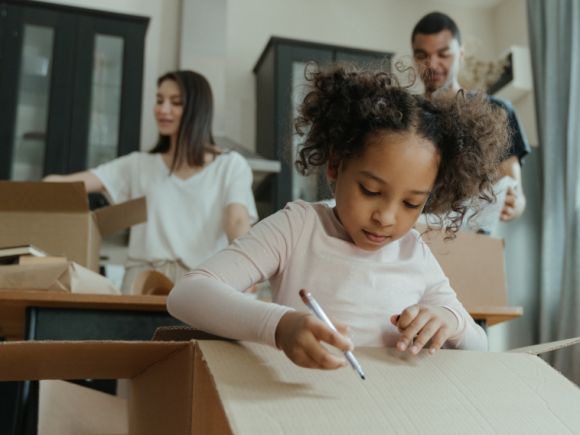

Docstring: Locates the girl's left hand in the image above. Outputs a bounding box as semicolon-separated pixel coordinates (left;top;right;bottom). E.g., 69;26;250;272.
390;305;458;355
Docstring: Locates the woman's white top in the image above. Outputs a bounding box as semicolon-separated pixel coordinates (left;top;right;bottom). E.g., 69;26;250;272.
92;150;258;269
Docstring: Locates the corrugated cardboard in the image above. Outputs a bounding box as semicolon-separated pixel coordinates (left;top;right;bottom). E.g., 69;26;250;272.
0;181;146;271
0;338;578;435
39;380;127;435
0;258;120;294
419;226;508;307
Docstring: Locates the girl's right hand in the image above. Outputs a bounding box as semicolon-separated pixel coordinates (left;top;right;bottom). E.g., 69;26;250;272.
274;311;353;370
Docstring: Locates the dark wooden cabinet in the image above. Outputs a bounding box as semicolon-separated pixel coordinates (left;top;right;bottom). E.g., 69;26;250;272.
0;0;148;180
253;37;392;216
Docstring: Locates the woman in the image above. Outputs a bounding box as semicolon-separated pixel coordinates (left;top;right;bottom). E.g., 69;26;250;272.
45;70;257;292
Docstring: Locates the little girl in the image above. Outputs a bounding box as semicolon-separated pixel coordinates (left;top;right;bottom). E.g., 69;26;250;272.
167;65;509;371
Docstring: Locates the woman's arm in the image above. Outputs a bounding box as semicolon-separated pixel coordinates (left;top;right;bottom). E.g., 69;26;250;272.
44;171;105;194
223;203;251;243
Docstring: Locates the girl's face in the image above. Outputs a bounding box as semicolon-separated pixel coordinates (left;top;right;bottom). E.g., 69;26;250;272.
328;131;439;251
154;79;183;140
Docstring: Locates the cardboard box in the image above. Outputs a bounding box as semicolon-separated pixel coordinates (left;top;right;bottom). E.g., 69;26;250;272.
420;226;508;308
0;257;120;294
0;335;579;435
0;181;146;271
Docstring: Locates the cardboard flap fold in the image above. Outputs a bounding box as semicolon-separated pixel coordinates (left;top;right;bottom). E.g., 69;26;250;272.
93;196;147;237
191;343;232;435
419;225;508;307
509;336;580;355
39;380;128;435
0;181;89;213
0;341;187;381
130;342;199;435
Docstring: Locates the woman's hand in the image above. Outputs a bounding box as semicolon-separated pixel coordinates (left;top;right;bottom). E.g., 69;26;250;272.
275;311;353;369
43;171;105;193
391;305;459;355
43;175;68;182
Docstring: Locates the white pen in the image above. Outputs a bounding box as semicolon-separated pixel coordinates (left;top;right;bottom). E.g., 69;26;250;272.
299;289;366;380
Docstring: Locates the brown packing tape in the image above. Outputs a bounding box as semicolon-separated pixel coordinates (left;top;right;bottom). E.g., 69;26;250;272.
509;337;580;355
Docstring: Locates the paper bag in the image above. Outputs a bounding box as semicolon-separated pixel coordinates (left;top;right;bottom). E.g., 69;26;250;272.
0;258;120;294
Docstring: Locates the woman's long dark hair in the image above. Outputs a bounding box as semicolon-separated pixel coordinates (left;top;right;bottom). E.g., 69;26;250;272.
150;70;218;170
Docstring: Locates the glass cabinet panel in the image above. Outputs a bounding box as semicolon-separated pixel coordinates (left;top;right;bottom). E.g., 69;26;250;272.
291;61;323;202
87;34;124;168
11;25;54;180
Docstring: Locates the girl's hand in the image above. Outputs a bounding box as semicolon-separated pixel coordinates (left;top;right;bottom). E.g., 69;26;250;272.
275;311;353;369
390;305;458;355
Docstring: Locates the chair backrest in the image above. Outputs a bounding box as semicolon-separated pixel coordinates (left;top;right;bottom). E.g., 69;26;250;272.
418;225;508;308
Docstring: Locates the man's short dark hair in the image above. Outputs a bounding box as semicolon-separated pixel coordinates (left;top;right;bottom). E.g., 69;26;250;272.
411;12;461;44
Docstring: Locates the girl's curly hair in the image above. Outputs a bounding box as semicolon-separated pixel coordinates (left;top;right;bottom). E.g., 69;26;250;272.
294;63;510;236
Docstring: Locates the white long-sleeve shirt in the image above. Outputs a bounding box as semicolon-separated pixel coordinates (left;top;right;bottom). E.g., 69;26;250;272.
167;200;487;351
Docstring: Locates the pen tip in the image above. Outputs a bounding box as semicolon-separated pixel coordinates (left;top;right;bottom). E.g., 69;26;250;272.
360;374;366;380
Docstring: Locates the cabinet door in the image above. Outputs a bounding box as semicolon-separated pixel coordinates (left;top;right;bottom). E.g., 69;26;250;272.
68;15;146;173
275;44;333;211
335;49;391;70
0;4;75;180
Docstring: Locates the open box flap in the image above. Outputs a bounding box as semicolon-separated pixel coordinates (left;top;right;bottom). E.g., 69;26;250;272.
39;380;128;435
418;225;508;307
509;336;580;355
129;340;231;435
93;196;147;237
0;181;88;213
0;341;188;381
197;341;580;434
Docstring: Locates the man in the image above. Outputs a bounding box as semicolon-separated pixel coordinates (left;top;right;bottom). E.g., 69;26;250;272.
411;12;531;222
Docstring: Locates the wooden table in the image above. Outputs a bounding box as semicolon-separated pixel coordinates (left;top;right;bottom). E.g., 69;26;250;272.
0;290;168;341
0;289;523;341
467;305;524;327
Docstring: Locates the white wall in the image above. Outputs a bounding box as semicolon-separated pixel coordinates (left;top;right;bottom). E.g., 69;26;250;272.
493;0;538;146
180;0;228;136
39;0;181;150
181;0;499;150
488;0;541;352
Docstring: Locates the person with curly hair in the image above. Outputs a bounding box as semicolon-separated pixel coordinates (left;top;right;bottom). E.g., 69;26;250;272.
167;64;509;372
